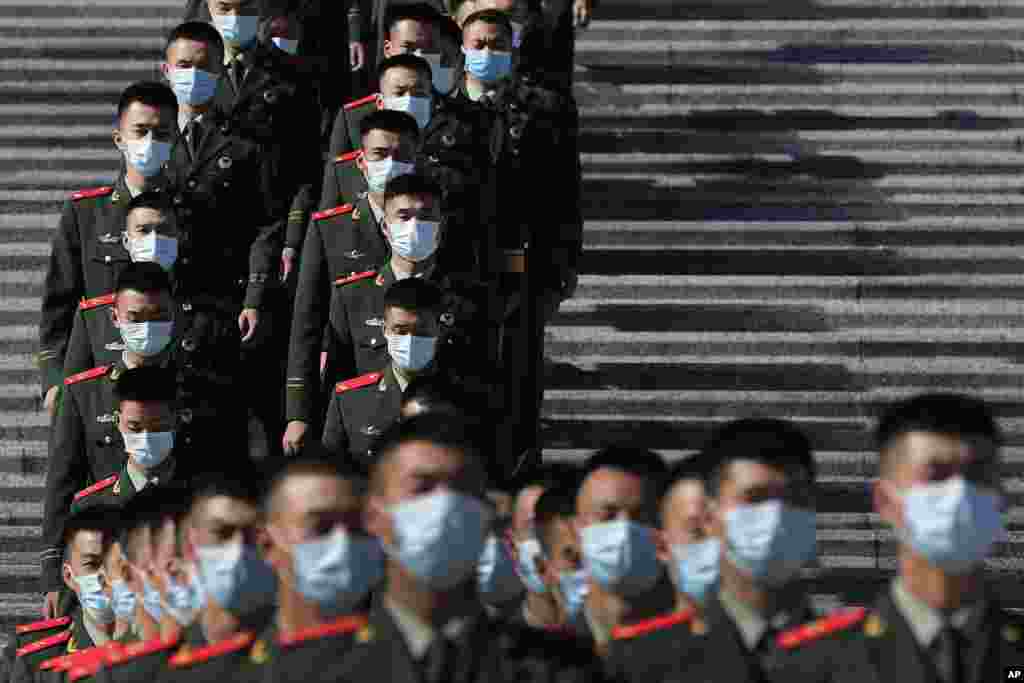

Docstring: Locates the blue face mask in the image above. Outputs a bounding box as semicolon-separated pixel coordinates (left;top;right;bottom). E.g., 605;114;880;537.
195;541;276;617
111;579;137;622
724;501;816;586
670;539;719;603
386;490;490;590
141;578;163;622
292;528;383;617
74;572;115;625
558;569;589;627
212;14;259;49
477;534;524;605
165;569;206;626
168;67;219;107
581;520;662;597
460;47;512;83
515;537;547;594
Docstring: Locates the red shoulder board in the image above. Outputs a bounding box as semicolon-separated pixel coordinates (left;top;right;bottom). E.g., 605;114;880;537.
66;646;111;682
73;475;118;502
334;270;376;287
17;630;71;657
79;293;115;311
335;372;383;394
334;150;362;164
39;654;74;672
64;365;113;386
344;93;379;111
612;609;695;641
17;616;71;635
278;615;369;649
71;186;114;201
105;636;177;667
777;607;867;650
312;204;354;222
169;632;255;669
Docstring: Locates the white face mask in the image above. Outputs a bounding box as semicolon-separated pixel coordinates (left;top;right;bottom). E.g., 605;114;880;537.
382;94;432;130
364;157;415;194
272;36;299;55
724;501;816;586
119;320;174;357
580;520;662;597
388;217;440;262
386;333;436;373
212;14;259;50
122;430;175;469
416;52;455;94
118;131;172;178
74;572;115;625
124;232;178;271
167;66;219;106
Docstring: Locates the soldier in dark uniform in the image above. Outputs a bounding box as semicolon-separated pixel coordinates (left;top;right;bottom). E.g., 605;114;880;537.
322;279;448;468
41;265;179;619
650;419;822;683
13;506;119;683
784;394;1022;683
38;82;178;417
375;3;460;97
312;414;607;683
283;110;419;455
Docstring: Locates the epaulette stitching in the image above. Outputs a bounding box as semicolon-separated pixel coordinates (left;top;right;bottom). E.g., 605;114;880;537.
333;270;376;286
107;635;179;666
344;93;378;110
334;150;362;164
611;609;695;641
335;372;383;394
17;616;71;635
64;365;113;386
777;607;868;650
79;293;115;311
17;630;70;657
169;632;255;668
278;615;369;648
71;186;114;201
73;475;118;502
312;204;354;221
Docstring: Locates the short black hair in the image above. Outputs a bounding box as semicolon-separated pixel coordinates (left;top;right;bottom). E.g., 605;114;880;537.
371;414;486;489
165;21;225;65
702;418;815;497
582;446;669;487
115;261;172;297
462;9;513;38
382;172;441;207
117;81;178;126
875;393;1002;473
126;190;173;216
383;278;443;319
263;452;366;516
386;3;442;34
114;366;177;404
377;53;434;87
62;503;122;548
189;471;265;515
534;481;577;556
401;375;472;418
359;108;421;145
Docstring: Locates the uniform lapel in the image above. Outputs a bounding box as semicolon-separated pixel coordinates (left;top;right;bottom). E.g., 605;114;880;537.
701;593;761;683
864;592;931;683
191;122;233;172
367;602;420;683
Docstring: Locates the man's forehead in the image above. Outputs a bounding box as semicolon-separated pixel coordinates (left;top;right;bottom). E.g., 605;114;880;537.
385;306;421;326
168;38;210;59
201;495;259;525
888;431;996;467
116;289;167;307
280;473;355;513
74;530;106;553
465;22;501;39
123;101;166;125
364;128;404;147
383;67;429;87
128;207;166;224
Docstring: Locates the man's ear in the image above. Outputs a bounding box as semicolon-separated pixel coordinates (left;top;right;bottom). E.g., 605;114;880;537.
382;39;393;58
258;524;284;574
874;478;903;529
62;562;76;594
653;528;670;564
364;495;391;547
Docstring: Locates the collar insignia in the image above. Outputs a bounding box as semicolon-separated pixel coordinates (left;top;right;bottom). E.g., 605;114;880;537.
365;318;383;327
97;233;120;244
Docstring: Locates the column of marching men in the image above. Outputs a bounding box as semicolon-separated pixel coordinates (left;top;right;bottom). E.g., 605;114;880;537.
10;0;1020;681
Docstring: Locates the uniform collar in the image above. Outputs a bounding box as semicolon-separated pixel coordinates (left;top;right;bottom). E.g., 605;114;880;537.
717;587;806;651
80;611;108;648
890;578;984;649
383;595;475;661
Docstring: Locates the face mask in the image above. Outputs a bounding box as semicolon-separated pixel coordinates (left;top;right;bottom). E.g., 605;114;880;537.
388;218;440;262
111;579;137;621
195;541;277;616
477;534;524;605
125;232;178;271
291;528;383;616
724;501;816;586
511;21;524;48
119;320;174;357
165;569;205;626
901;477;1005;574
141;578;163;622
461;47;512;83
515;537;547;594
417;52;454;94
74;572;115;625
670;539;719;603
386;490;490;590
382;95;432;130
386;333;436;373
119;132;172;178
122;430;175;469
558;569;589;626
212;14;259;49
363;157;415;194
167;67;219;107
272;36;299;55
581;520;661;597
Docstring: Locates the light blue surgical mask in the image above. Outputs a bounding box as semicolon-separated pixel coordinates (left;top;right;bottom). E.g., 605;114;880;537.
119;320;174;357
168;67;219;106
74;572;115;625
670;539;719;603
195;541;276;616
111;579;137;622
724;501;816;586
165;569;206;626
386;490;490;590
477;534;524;605
119;132;171;178
121;430;175;470
141;578;163;622
902;477;1005;574
580;520;661;597
212;14;259;49
558;569;588;626
515;537;547;594
292;528;383;617
460;47;512;83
